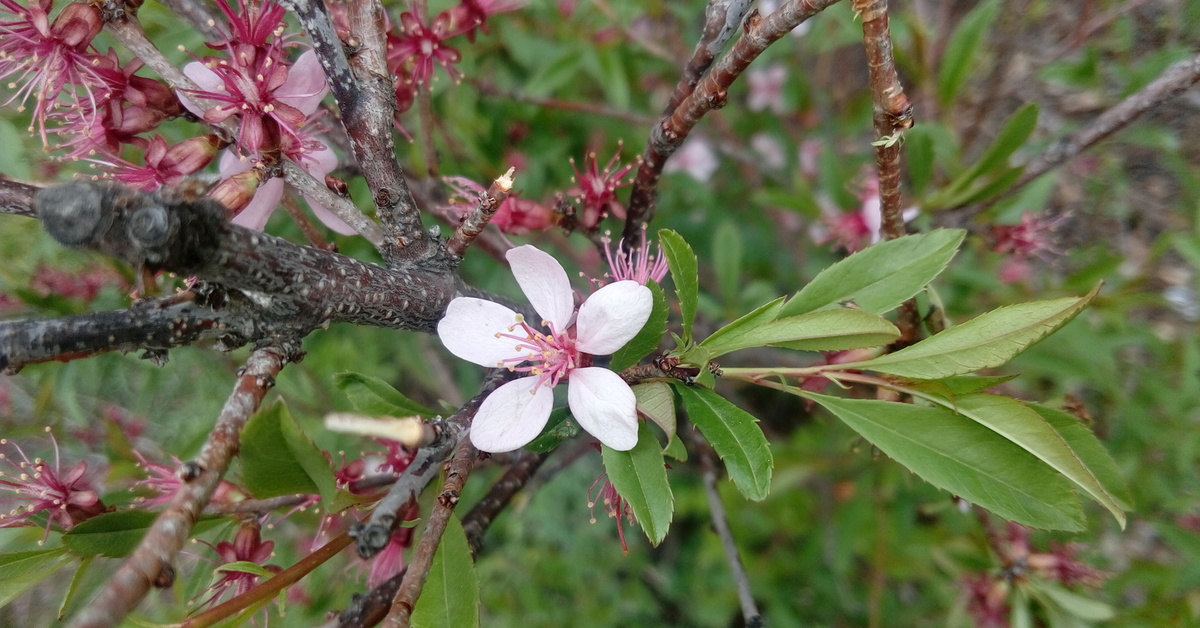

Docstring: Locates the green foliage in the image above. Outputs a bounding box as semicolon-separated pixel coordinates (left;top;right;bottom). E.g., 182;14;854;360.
239;402;337;504
601;423;674;546
701;308;899;356
632;381;675;443
334;371;440;417
674;385;773;501
62;511;228;558
411;515;480;628
658;229;699;344
936;0;1000;105
0;548;72;608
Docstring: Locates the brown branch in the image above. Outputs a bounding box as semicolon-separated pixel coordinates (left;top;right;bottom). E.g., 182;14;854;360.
462;451;546;557
0;178;37;217
281;160;385;245
622;0;844;242
852;0;913;242
284;0;429;260
70;344;293;628
662;0;754;117
204;493;316;515
382;437;479;628
181;531;354;628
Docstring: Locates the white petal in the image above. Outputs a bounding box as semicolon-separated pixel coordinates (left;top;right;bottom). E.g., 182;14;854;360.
567;367;638;451
276;50;329;115
575;281;652;355
506;245;574;331
471;377;554;453
437;298;531;367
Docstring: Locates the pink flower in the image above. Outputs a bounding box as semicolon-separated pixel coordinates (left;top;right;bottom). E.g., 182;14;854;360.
569;147;635;229
105;135;220;191
814;175;918;252
196;521;281;610
746;65;788;114
217;143;353;234
990;211;1067;284
437;245;652;452
442;176;555;234
387;3;463;88
0;0;105;143
441;0;525;42
664;137;718;182
601;230;668;286
588;473;636;553
0;430;104;542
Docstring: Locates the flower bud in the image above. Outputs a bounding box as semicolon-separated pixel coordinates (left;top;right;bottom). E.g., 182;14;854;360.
208;169;263;215
51;2;103;50
160;135;220;178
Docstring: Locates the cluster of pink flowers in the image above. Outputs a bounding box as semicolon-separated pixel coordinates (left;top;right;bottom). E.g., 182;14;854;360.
990;211;1068;284
0;429;105;542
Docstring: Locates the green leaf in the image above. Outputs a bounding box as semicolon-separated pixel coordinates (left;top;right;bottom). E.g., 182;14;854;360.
659;229;699;342
62;511;228;558
952;394;1126;528
241;402;337;504
663;435;688;461
807;393;1084;530
699;297;786;350
334;372;439;417
411;514;479;628
609;281;668;372
713;221;743;311
703;308;898;357
217;560;275;578
525;407;578;453
602;423;674;546
523;47;583;97
937;0;1000;105
938;103;1039;203
633;382;676;442
900;374;1019;397
0;547;72;608
1027;580;1115;621
675;385;773;501
780;230;965;317
846;286;1099;379
58;556;92;620
1029;403;1133;511
906;126;935;197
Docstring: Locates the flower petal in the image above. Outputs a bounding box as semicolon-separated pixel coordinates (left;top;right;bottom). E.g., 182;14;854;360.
506;245;574;330
575;281;652;355
437;297;531;367
471;377;554;452
567;367;638;450
276;50;329;115
231;178;283;231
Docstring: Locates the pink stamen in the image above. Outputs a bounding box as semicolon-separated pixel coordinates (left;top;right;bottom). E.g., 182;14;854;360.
493;314;578;390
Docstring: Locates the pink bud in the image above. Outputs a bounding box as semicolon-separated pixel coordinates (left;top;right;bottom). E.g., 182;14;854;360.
50;2;103;50
208;169;264;215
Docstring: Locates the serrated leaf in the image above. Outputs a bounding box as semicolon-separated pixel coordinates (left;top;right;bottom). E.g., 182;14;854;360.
663;435;688;461
58;555;92;620
953;394;1126;528
334;372;438;418
525;407;578;453
675;385;773;501
846;286;1099;379
900;374;1019;397
937;0;1000;105
700;297;785;349
610;281;668;372
633;382;676;442
1029;403;1133;511
241;402;336;504
62;511;228;558
411;514;479;628
0;547;71;608
703;308;899;357
807;393;1084;530
602;423;674;546
659;229;699;342
780;230;965;317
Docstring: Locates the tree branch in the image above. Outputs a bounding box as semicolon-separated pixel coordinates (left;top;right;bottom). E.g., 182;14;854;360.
462;450;545;557
622;0;844;242
70;344;293;628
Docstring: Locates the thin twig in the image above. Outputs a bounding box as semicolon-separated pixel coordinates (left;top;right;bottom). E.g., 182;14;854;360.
622;0;844;242
71;344;293;628
662;0;754;117
852;0;913;242
281;161;385;245
0;178;37;217
281;191;332;250
181;532;354;628
462;451;546;556
204;493;316;515
445;169;515;260
382;437;479;628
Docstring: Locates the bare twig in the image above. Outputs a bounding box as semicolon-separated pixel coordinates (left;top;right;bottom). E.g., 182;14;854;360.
204;493;317;515
0;178;37;217
445;169;515;260
382;437;478;628
462;451;546;556
852;0;913;242
662;0;754;117
622;0;844;242
181;532;354;628
285;0;429;259
690;430;763;628
71;344;293;628
281;161;385;245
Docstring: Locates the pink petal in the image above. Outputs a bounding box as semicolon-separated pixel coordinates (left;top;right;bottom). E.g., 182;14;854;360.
276;50;329;115
231;178;283;231
437;297;531;367
574;281;652;355
505;245;574;331
178;62;223;117
297;145;355;234
470;377;554;452
567;367;638;450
